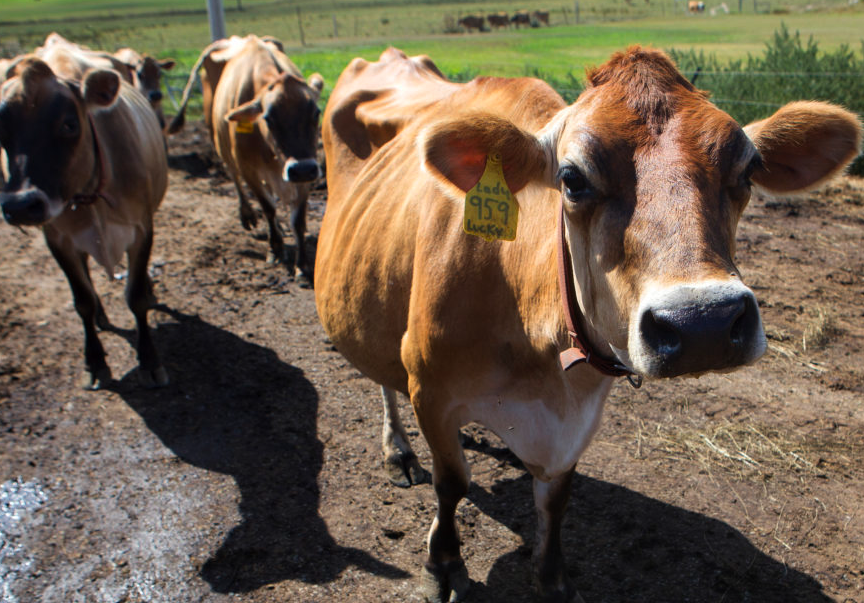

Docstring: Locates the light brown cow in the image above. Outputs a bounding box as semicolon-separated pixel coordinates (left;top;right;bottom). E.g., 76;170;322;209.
35;33;134;84
486;12;510;29
169;35;323;283
532;9;551;25
316;47;861;601
457;15;485;32
113;48;175;129
1;51;169;389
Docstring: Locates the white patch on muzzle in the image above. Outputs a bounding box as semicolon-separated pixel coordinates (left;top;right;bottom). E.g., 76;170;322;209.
627;279;767;378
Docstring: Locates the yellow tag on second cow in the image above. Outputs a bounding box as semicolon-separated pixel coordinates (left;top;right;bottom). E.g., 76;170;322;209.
463;153;518;242
235;120;255;134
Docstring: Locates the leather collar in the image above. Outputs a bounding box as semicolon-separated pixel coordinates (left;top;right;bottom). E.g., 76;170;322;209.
557;202;641;387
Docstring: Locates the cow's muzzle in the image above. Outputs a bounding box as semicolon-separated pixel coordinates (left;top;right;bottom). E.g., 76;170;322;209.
148;90;163;103
282;158;321;183
630;280;766;378
1;189;52;226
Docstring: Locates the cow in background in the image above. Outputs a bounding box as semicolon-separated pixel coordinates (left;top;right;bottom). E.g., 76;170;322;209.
35;33;133;84
457;15;485;32
486;13;510;29
317;46;862;602
0;51;169;389
510;10;531;27
113;48;175;129
169;35;323;284
532;9;551;25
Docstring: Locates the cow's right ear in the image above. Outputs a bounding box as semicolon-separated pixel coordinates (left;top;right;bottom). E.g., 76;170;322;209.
307;73;324;100
422;112;547;195
82;69;121;108
225;99;263;123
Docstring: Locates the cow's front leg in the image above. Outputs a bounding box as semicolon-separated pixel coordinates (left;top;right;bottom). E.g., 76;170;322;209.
533;468;583;603
46;238;110;389
126;225;168;388
233;179;258;230
413;391;470;602
257;195;287;267
288;187;312;287
381;386;428;487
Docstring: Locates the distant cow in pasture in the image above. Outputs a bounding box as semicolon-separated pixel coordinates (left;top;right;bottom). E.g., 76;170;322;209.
457;15;485;32
532;9;550;25
688;1;706;11
169;35;324;284
113;48;176;129
0;51;170;389
486;12;510;29
510;10;531;27
317;46;862;602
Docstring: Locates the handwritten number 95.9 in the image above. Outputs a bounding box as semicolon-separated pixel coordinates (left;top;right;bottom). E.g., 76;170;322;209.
468;195;509;225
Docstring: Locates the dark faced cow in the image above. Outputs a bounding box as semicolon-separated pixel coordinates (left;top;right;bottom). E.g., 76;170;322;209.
113;47;175;129
458;15;485;32
316;47;862;602
0;52;169;389
169;35;323;284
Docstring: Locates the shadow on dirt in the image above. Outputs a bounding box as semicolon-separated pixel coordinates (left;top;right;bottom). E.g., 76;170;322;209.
462;463;830;602
107;306;409;593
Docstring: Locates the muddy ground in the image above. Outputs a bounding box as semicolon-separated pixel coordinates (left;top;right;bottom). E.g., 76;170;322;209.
1;122;862;603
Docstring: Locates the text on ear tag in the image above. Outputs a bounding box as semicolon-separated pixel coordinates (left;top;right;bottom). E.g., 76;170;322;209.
235;120;255;134
463;153;518;242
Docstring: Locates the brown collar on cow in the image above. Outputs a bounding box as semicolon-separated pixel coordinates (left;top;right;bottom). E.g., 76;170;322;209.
71;113;117;209
557;203;642;388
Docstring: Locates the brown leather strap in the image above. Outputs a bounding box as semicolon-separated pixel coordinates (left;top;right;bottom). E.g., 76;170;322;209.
557;203;634;378
71;114;117;209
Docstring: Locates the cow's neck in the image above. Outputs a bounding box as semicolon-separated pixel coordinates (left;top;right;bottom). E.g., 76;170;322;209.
71;114;117;209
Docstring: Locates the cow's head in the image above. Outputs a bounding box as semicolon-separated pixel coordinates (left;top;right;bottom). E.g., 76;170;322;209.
225;71;324;184
0;57;120;226
423;47;861;379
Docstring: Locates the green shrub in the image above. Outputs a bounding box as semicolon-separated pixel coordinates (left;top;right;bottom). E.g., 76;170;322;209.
670;24;864;176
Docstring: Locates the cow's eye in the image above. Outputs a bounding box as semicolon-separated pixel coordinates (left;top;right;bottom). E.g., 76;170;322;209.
59;115;79;138
557;165;591;201
741;155;762;187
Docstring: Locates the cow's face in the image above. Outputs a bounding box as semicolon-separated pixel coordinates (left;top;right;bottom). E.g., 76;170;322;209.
545;58;765;378
226;72;324;183
0;57;119;226
423;48;861;379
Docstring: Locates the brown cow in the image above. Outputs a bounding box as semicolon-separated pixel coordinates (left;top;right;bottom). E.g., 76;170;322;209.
113;48;175;129
0;52;169;389
532;9;551;25
457;15;485;32
316;47;861;601
486;12;510;29
169;35;323;283
510;10;531;27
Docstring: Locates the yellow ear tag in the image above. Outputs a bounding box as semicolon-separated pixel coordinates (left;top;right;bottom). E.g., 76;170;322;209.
463;153;518;242
235;120;255;134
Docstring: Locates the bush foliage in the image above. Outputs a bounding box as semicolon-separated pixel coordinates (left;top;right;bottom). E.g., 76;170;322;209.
669;24;864;175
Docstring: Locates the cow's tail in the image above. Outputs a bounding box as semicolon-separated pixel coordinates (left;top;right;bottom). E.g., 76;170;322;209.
167;39;229;135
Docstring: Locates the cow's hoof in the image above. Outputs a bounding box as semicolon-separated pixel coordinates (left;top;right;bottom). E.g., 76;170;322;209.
385;451;429;488
420;560;470;603
95;310;112;331
266;250;289;266
138;365;169;388
295;271;314;289
82;366;112;390
240;212;258;231
536;576;584;603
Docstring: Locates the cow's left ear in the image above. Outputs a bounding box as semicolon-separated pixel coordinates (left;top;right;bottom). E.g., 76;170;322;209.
226;99;263;123
82;68;121;108
744;101;862;193
422;112;547;194
159;59;176;71
307;73;324;100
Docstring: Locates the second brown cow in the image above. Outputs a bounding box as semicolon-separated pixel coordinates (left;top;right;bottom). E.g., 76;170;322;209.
170;35;323;283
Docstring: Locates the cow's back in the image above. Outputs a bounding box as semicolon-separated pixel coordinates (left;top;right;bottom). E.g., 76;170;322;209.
317;53;566;393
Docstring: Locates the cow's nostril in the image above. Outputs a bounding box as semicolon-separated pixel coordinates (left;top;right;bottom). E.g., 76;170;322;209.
640;309;682;358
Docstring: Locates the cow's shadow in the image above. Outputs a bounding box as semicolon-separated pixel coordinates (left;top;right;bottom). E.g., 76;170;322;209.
107;307;407;593
462;439;830;602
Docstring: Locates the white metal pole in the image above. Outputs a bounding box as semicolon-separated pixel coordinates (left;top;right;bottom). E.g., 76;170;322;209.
206;0;226;41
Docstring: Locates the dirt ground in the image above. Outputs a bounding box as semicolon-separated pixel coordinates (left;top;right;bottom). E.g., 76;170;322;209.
1;121;862;603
